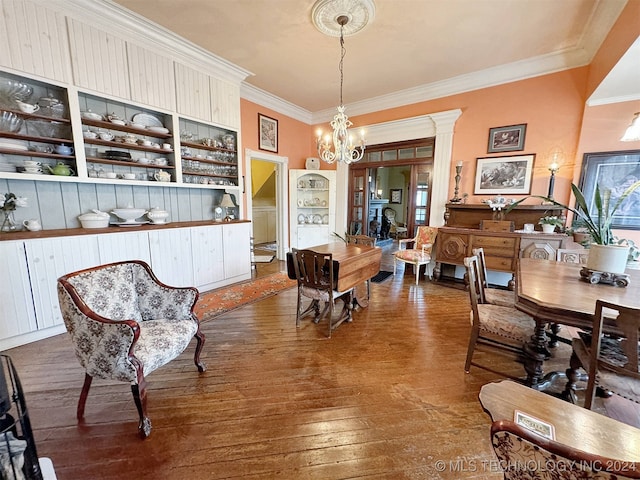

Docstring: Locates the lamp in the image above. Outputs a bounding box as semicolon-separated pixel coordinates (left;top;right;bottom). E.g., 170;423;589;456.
621;112;640;142
313;0;374;164
219;193;235;222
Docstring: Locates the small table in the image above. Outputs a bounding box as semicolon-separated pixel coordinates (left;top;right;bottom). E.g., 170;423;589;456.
479;380;640;461
286;242;382;307
515;258;640;389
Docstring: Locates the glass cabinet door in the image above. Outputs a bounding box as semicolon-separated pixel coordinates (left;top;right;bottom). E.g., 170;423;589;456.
349;168;366;235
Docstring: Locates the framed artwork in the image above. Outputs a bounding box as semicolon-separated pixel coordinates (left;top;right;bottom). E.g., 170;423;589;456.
488;124;527;153
579;150;640;230
258;113;278;152
474;154;535;195
390;189;402;204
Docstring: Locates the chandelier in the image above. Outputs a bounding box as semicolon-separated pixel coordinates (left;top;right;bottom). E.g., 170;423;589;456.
313;0;374;164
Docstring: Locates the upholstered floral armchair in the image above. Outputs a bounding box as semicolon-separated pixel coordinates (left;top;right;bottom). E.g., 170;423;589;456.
393;226;438;284
57;260;206;438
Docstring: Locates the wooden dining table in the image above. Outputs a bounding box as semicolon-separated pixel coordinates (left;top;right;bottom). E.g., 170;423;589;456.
286;241;382;307
515;258;640;390
480;380;640;462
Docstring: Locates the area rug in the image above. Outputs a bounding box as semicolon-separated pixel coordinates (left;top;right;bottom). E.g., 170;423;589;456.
253;254;275;263
195;271;296;321
371;270;394;283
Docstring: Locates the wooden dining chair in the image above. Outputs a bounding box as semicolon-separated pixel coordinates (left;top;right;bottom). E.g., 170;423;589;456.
346;234;376;247
463;255;536;373
290;248;353;338
472;247;515;307
393;226;438;285
562;299;640;408
557;248;589;265
490;419;640;479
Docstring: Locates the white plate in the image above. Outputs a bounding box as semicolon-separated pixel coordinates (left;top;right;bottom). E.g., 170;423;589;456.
0;141;28;151
132;113;163;128
129;122;146;130
322;214;329;224
297;199;304;207
147;126;169;134
297;214;306;224
111;220;150;227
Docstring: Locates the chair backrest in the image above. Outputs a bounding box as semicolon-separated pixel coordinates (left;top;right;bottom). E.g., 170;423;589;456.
58;261;149;323
491;419;640;479
383;207;397;225
414;226;438;253
346;234;376;247
557;248;589;264
463;255;483;318
471;247;490;293
591;299;640;377
290;248;334;293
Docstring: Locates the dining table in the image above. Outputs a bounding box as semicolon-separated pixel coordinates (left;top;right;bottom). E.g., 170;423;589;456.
515;258;640;390
286;241;382;308
480;380;640;463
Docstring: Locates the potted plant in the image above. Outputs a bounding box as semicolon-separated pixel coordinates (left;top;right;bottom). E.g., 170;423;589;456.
507;180;640;274
538;215;563;234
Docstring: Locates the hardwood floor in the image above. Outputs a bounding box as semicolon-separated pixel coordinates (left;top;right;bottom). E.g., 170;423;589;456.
4;242;636;479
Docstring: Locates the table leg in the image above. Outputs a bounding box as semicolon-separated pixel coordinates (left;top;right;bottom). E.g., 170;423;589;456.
523;320;558;390
560;350;582;404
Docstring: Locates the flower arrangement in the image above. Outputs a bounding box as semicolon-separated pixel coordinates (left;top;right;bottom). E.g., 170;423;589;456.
1;192;28;232
538;215;563;226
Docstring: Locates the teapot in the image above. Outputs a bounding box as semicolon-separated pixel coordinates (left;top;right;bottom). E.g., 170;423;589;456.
154;170;171;182
54;144;74;155
147;207;170;224
15;100;39;114
45;162;75;176
22;219;42;231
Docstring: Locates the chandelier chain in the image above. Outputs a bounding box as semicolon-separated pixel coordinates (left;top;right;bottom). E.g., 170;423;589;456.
339;24;345;106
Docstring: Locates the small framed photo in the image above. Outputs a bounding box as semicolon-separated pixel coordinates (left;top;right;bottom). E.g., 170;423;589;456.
514;410;555;440
390;189;402;204
488;124;527;153
474;154;535;195
258;113;278;153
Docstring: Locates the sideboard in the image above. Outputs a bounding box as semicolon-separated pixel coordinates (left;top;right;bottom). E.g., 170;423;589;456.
0;220;251;350
444;203;564;230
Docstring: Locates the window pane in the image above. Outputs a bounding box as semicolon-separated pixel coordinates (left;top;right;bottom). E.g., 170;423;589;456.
382;150;397;161
398;148;414;159
367;151;381;162
416;146;433;158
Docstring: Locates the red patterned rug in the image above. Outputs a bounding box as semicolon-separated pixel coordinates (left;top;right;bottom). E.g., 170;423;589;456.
195;271;296;321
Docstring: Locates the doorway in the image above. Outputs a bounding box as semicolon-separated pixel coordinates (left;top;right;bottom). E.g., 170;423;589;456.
244;148;289;260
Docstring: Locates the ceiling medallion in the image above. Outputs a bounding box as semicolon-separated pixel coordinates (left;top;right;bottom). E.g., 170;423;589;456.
311;0;376;37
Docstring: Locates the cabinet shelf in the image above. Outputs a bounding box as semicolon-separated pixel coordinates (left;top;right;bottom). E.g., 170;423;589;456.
181;140;236;154
0;107;70;124
81;118;172;138
182;169;235;179
182;154;236;166
83;138;174;154
0;147;74;160
0;131;73;146
86;157;175;169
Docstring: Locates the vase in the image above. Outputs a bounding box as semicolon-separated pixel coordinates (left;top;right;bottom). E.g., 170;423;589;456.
586;244;630;274
0;211;18;232
541;224;555;234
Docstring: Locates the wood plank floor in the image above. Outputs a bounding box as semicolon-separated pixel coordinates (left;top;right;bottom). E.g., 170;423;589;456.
4;242;636;479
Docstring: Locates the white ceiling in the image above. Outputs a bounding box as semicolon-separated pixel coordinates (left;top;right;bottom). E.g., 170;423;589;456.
111;0;636;116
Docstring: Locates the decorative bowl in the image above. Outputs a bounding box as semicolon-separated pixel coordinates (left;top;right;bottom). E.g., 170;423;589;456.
0;110;24;132
111;208;147;223
78;210;110;229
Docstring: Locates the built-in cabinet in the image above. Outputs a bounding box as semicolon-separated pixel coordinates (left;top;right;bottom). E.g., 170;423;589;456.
289;169;336;249
0;222;251;351
252;206;277;244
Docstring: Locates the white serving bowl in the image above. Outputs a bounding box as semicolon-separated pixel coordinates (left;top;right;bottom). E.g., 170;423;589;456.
111;208;147;223
78;211;110;229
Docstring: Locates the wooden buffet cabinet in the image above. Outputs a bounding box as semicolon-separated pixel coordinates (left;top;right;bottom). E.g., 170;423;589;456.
435;203;572;285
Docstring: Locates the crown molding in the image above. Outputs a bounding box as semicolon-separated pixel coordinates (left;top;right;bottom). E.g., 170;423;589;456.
38;0;252;84
240;83;312;123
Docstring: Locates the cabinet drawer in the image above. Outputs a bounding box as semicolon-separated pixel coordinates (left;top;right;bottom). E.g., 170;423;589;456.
484;255;514;272
472;235;517;257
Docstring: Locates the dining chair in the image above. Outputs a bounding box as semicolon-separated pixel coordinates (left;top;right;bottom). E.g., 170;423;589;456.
463;255;535;373
562;299;640;408
290;248;353;338
57;260;206;438
347;235;377;298
557;248;589;265
393;226;438;285
490;419;640;479
472;247;515;307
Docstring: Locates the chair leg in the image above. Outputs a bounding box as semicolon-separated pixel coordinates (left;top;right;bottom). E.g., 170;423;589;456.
77;373;93;421
415;263;419;285
131;380;152;439
464;327;480;373
560;350;582;404
193;327;207;373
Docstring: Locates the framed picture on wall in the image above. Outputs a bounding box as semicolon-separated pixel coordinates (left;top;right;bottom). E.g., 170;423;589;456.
258;113;278;153
579;150;640;229
390;189;402;204
487;124;527;153
474;154;535;195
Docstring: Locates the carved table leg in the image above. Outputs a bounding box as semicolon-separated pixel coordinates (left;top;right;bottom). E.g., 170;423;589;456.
524;320;557;390
560;350;582;404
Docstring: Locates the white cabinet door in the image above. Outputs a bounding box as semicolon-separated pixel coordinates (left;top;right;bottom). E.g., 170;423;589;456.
98;231;151;265
148;229;194;287
223;222;251;281
25;236;101;330
0;241;37;341
191;225;224;291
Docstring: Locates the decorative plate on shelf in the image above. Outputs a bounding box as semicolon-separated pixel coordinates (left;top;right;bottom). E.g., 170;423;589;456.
297;199;304;207
297;214;306;224
132;113;163;128
322;214;329;224
305;157;320;170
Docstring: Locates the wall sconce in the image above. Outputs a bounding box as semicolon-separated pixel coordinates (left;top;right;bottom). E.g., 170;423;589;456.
449;161;463;203
621;112;640;141
219;193;236;222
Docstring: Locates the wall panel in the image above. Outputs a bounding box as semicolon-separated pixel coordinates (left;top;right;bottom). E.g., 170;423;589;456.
210;77;240;129
175;63;211;121
127;43;176;110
